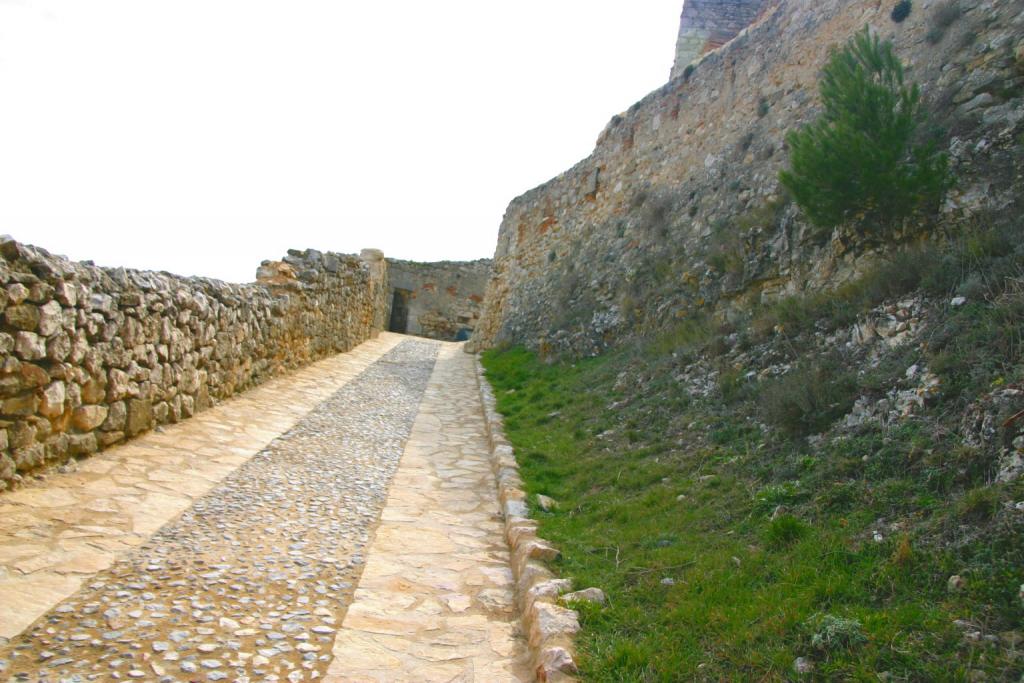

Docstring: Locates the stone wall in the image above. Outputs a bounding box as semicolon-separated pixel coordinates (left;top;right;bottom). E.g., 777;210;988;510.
0;240;388;490
386;259;491;341
471;0;1024;356
670;0;773;80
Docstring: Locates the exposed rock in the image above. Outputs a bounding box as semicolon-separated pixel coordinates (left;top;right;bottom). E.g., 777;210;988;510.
560;587;606;605
535;494;559;512
793;657;814;675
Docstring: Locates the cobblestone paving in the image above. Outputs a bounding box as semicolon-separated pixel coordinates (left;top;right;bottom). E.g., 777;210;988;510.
0;334;402;642
324;344;532;682
0;339;438;682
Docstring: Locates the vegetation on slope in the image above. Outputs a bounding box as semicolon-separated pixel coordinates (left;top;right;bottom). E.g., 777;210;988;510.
780;28;949;236
482;226;1024;681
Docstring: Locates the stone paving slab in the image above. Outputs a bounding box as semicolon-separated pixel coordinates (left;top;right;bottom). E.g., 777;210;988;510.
0;337;440;682
0;333;403;642
324;343;531;682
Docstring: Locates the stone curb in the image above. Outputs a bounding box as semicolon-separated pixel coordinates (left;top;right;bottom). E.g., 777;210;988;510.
472;358;580;683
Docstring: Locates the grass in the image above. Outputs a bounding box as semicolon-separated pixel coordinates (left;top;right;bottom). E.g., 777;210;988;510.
480;228;1024;680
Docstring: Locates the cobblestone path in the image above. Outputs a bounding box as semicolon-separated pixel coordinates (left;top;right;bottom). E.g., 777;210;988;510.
324;344;529;682
0;336;531;682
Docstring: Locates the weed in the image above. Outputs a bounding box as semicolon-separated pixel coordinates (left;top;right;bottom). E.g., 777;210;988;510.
808;614;868;651
765;514;809;548
759;356;859;436
957;486;1001;523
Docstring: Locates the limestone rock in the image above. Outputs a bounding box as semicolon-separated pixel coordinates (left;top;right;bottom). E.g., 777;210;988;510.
38;381;66;418
536;494;559;512
73;405;109;431
37;300;63;336
125;399;154;437
529;602;580;649
536;646;579;681
14;331;46;361
102;401;126;431
5;304;40;331
560;587;606;606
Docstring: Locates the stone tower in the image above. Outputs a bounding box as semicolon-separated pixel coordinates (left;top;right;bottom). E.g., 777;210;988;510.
670;0;774;79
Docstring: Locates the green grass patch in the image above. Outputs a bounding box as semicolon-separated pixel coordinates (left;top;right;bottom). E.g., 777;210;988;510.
482;334;1024;680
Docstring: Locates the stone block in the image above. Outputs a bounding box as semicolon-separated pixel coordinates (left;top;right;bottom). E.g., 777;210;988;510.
12;443;44;470
528;602;580;650
14;331;46;360
2;393;38;417
67;432;98;456
103;401;127;431
125;399;154;437
5;304;40;331
38;300;64;336
72;405;109;431
38;381;66;418
97;430;124;448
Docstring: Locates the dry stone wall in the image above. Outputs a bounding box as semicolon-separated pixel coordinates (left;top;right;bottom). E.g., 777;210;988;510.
471;0;1024;357
0;239;388;490
386;259;491;341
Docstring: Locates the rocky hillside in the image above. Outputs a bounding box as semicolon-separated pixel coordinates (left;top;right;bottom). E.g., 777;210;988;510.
482;221;1024;679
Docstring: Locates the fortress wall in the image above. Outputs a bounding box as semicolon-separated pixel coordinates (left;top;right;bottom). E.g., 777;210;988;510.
470;0;1024;356
671;0;774;80
385;259;491;341
0;240;388;489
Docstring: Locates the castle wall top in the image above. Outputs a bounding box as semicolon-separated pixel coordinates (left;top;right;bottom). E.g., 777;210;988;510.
670;0;773;79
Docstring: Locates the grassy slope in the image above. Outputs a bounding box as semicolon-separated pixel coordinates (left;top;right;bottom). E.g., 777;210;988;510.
481;232;1024;681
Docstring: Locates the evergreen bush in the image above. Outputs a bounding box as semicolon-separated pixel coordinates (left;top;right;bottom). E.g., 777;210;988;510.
779;27;949;239
891;0;913;23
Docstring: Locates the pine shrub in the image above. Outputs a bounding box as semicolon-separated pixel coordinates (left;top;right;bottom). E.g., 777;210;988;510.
779;27;949;239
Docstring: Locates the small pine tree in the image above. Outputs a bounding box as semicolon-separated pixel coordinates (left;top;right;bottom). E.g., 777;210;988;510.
779;27;949;238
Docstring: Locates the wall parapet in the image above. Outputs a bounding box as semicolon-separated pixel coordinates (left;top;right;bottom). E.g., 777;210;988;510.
0;239;388;490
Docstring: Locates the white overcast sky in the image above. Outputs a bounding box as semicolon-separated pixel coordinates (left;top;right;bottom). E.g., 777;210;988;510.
0;1;681;283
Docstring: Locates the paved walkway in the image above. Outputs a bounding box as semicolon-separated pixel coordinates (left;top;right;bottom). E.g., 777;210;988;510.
0;334;531;682
325;344;528;682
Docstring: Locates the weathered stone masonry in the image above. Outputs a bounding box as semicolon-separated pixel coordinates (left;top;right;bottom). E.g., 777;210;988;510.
385;258;491;341
671;0;773;80
471;0;1024;356
0;240;388;490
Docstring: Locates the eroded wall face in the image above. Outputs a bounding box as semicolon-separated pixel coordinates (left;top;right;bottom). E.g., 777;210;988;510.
471;0;1024;357
0;241;388;489
671;0;773;80
386;260;491;341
